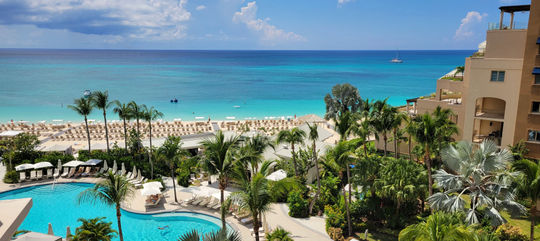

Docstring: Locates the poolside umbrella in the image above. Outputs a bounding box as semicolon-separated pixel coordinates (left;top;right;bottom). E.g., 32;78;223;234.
56;159;62;172
63;160;84;167
15;163;35;171
112;160;117;173
137;169;142;180
266;169;287;181
83;159;102;166
140;186;161;196
102;160;108;170
48;223;54;235
34;162;53;169
121;162;126;175
66;226;72;241
143;181;163;190
132;165;136;177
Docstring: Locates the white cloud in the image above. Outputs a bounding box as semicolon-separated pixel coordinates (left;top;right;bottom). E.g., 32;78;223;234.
0;0;192;40
233;1;305;43
454;11;487;40
196;5;206;11
338;0;353;6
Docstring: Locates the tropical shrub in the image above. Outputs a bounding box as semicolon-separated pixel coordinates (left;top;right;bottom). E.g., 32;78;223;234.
265;227;294;241
495;224;527;241
327;227;345;241
71;217;117;241
3;170;19;183
176;169;191;187
325;204;346;232
287;190;309;218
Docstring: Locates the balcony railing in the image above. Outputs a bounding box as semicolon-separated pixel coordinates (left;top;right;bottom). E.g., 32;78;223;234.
488;22;528;30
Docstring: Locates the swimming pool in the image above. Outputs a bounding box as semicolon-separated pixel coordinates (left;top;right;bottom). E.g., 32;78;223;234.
0;183;226;240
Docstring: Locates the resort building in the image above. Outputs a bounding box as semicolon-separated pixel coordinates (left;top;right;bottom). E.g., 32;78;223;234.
411;1;540;158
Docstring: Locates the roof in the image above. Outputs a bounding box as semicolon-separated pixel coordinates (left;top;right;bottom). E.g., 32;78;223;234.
499;5;530;12
13;232;62;241
0;130;23;137
0;198;33;241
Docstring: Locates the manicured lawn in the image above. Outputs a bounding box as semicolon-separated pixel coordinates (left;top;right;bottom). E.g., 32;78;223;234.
502;211;540;240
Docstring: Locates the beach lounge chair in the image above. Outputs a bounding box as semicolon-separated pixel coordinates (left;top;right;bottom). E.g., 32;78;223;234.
198;197;212;207
206;198;219;208
19;172;27;182
191;196;207;206
99;167;108;174
145;195;162;208
53;168;60;178
211;202;221;210
125;172;132;179
35;171;42;180
131;176;145;184
183;196;200;206
67;168;77;178
60;167;69;178
80;167;91;177
47;169;53;178
240;217;254;225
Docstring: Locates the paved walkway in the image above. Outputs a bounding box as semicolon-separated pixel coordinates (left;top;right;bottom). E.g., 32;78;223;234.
0;176;331;241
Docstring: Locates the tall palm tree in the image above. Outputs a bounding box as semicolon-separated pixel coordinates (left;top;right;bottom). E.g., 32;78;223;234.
142;105;163;179
71;217;117;241
277;127;306;177
334;111;354;141
128;101;142;135
370;99;396;156
323;83;361;120
68;97;93;152
178;228;241;241
113;101;130;150
428;140;525;225
201;130;239;229
347;116;373;157
230;172;273;241
390;111;407;158
409;113;437;196
91;91;114;153
324;141;354;237
511;159;540;241
77;171;134;241
432;106;458;158
307;123;321;215
158;136;187;203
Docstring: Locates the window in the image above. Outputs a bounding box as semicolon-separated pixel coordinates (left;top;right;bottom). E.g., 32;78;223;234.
529;130;540;142
533;102;540;113
535;75;540;84
490;71;505;82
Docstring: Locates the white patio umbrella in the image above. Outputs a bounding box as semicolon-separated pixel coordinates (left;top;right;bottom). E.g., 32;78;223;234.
63;160;84;167
140;186;161;196
131;165;136;176
83;159;102;166
102;160;108;170
137;169;142;179
56;159;62;171
34;162;53;169
15;163;35;171
143;181;163;190
266;169;287;181
121;162;126;175
112;160;118;173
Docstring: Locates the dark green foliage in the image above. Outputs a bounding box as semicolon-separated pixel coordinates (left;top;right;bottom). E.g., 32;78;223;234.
71;217;117;241
3;170;19;183
325;204;346;232
266;227;294;241
287;190;309;218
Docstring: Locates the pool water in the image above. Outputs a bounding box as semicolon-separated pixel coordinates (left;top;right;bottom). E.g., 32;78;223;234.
0;183;224;240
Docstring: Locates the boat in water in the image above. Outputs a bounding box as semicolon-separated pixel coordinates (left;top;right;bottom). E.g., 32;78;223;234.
83;90;91;97
390;51;403;63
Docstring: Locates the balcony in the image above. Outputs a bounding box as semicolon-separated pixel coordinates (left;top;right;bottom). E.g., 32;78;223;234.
475;97;506;121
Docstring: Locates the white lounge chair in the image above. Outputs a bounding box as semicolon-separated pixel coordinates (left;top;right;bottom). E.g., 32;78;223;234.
206;198;219;208
47;169;53;178
191;196;207;206
19;172;27;182
125;172;132;179
198;197;212;207
99;167;108;174
67;168;77;178
61;167;69;178
81;167;91;177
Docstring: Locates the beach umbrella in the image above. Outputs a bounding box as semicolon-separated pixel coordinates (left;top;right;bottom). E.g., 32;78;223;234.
56;159;62;171
143;181;163;190
132;165;136;177
103;160;108;170
140;186;161;196
63;160;84;167
66;226;72;241
121;162;126;175
266;169;287;181
112;160;118;173
137;169;142;180
34;162;53;169
83;159;102;166
15;163;35;171
48;223;54;235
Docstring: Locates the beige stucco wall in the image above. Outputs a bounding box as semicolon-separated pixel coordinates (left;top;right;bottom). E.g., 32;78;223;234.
484;30;527;59
461;57;523;147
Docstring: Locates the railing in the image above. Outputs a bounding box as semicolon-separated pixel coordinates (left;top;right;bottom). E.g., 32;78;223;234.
488;22;528;30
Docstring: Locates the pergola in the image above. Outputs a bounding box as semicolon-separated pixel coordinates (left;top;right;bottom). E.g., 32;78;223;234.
498;5;530;30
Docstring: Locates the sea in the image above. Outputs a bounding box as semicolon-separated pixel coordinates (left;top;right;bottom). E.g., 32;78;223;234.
0;49;474;123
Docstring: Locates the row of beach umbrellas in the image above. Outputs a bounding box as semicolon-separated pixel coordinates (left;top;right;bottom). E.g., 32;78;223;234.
14;159;104;172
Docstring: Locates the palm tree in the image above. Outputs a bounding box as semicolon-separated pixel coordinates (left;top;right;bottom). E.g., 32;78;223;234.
324;141;354;237
409;113;437;196
77;171;134;241
142;105;163;179
277;127;306;177
91;91;114;153
128;101;142;135
432;106;458;158
370;99;396;156
178;228;241;241
374;158;426;216
511;159;540;241
454;66;465;78
71;217;117;241
347;117;373;157
158;136;187;204
201;130;239;229
324;83;361;120
307;123;322;215
266;227;294;241
334;111;354;141
113;101;130;150
246;134;274;155
399;212;472;241
428;140;526;225
390;111;407;158
230;172;273;241
68;97;93;152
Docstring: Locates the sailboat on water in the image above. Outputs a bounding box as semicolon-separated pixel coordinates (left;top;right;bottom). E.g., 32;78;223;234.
390;50;403;63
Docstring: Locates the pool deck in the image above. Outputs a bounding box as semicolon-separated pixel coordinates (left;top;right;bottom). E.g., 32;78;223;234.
0;166;331;241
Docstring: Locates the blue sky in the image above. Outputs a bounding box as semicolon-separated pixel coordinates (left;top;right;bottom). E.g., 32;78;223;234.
0;0;532;50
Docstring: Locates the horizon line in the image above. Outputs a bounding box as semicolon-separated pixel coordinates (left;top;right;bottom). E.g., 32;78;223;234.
0;47;476;51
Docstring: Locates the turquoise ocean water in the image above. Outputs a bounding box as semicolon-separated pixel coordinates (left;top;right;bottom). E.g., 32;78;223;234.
0;49;473;122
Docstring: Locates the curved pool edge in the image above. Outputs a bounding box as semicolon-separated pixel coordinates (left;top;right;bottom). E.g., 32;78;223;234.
0;180;240;233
